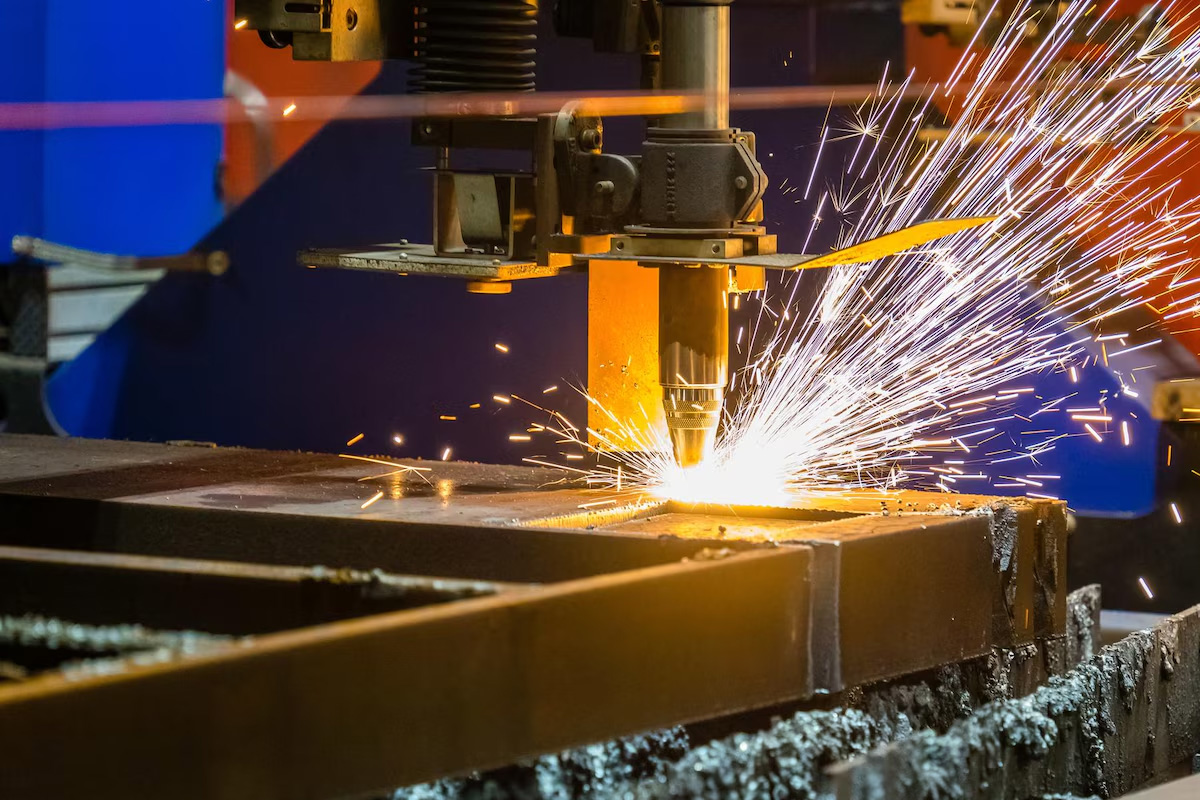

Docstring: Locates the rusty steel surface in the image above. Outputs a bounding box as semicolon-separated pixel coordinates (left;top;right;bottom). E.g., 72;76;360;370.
0;434;1069;688
0;547;813;800
393;586;1105;800
0;434;1073;799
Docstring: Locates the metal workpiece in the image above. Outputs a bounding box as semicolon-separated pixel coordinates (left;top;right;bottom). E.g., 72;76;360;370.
558;490;1071;690
659;265;730;467
399;585;1104;800
0;543;813;800
0;436;1079;798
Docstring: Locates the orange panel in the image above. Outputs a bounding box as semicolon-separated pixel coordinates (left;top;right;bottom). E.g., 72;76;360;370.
588;261;665;450
905;2;1200;356
224;0;382;205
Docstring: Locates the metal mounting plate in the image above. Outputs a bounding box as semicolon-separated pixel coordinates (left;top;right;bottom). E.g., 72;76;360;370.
581;216;999;270
299;243;565;281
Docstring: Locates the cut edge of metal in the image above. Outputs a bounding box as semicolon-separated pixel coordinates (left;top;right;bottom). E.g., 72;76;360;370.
514;497;871;530
513;499;668;528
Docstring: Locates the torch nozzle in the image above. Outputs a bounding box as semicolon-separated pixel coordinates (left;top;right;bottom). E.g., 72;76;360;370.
663;386;723;468
659;265;730;470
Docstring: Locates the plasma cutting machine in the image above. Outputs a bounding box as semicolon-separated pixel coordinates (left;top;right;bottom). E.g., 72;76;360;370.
235;0;990;468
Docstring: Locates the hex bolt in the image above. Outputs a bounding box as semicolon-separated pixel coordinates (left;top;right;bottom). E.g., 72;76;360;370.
734;176;748;190
206;251;230;276
580;129;603;150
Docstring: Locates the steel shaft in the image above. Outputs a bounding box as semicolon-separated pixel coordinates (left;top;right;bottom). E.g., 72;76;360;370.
660;4;730;130
658;0;732;468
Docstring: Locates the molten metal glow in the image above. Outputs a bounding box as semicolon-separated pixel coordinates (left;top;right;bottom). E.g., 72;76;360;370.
554;1;1200;506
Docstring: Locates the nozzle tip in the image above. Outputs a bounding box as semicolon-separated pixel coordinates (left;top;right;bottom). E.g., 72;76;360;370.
668;427;717;469
663;386;722;469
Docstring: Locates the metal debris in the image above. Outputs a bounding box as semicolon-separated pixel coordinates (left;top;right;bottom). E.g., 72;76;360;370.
829;602;1200;799
0;614;233;678
0;614;229;656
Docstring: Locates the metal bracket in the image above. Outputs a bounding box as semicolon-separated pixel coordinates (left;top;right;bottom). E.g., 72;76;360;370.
12;237;229;276
582;216;999;270
299;242;565;283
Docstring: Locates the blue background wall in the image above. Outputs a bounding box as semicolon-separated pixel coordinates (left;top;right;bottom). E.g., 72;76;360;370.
2;1;224;253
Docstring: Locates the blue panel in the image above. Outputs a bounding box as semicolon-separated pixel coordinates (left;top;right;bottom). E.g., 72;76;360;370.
0;6;45;245
42;0;225;255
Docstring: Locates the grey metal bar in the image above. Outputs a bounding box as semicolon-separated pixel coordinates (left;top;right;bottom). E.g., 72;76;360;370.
660;5;730;130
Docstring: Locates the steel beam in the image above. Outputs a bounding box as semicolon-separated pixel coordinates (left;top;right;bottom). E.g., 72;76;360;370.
0;546;811;800
0;545;501;636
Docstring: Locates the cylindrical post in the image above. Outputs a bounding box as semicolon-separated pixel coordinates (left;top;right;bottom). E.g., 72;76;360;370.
657;0;733;468
660;4;729;130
